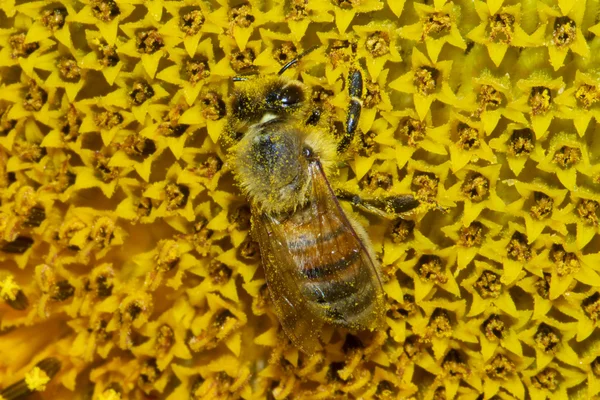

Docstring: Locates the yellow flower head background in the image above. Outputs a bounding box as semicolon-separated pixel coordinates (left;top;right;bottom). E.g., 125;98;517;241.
1;0;600;399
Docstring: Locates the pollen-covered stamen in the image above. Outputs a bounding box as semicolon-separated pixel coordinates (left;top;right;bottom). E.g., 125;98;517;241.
553;146;581;169
529;86;552;116
9;33;39;59
41;7;67;31
577;199;599;225
422;12;452;39
129;82;155;106
413;66;439;96
91;0;120;22
230;48;256;73
507;128;535;157
0;275;29;310
23;80;48;112
136;29;164;54
180;9;205;36
0;358;61;400
442;349;469;380
532;368;560;391
488;13;515;43
461;172;489;202
428;308;453;338
482;314;505;341
534;323;560;354
553;16;576;48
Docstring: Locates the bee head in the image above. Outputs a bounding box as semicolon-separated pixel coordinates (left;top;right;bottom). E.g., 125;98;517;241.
222;78;308;147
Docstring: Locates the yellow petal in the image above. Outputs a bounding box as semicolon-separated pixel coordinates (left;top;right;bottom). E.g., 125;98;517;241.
254;327;278;347
353;155;376;181
548;45;569;71
232;26;253;51
425;38;445;63
507;156;528;177
556;167;577;190
183;34;202;58
413;93;433;121
487;0;504;15
531;113;553;139
334;9;356;34
98;18;120;46
487;42;508;67
289;20;310;42
387;0;406;17
573;113;592;137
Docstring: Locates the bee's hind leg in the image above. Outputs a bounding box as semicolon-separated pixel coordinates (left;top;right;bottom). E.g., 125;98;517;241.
335;189;420;220
337;68;363;153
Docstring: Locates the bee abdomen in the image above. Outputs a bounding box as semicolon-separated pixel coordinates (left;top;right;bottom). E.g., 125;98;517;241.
301;248;361;281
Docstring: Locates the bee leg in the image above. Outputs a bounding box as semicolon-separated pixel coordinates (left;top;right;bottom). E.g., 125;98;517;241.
335;189;420;219
305;108;321;126
278;45;319;76
0;358;61;400
338;69;363;153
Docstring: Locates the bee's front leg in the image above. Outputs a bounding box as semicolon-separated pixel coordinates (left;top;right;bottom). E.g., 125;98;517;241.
337;68;363;153
335;189;420;220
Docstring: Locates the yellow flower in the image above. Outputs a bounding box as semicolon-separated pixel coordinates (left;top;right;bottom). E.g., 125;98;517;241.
3;0;600;398
537;0;590;71
161;0;222;58
461;261;519;319
389;47;457;120
270;0;334;42
399;0;466;62
456;70;527;134
522;362;586;400
563;190;600;249
475;310;529;366
505;180;569;243
353;21;402;81
436;112;497;173
71;0;135;46
326;0;385;34
398;247;460;303
488;123;543;176
518;318;580;370
578;346;600;398
441;215;503;272
510;73;564;139
108;63;171;124
209;0;270;52
554;70;600;136
554;287;600;343
79;29;126;86
169;355;253;399
477;350;532;400
467;0;544;67
117;15;172;80
444;164;504;226
532;131;593;191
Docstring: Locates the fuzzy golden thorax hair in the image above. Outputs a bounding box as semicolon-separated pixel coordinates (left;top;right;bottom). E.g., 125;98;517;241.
229;123;337;215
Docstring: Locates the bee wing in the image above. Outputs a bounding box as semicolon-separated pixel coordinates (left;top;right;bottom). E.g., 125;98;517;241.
252;211;324;354
252;161;385;354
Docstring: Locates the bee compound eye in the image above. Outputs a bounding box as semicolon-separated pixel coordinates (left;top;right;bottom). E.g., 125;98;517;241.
278;85;304;107
303;146;314;159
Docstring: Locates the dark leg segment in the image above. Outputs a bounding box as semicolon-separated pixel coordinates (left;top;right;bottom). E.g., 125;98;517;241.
336;189;420;219
338;69;363;153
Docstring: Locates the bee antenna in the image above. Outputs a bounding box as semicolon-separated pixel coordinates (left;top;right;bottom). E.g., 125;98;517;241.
278;45;319;76
232;76;249;82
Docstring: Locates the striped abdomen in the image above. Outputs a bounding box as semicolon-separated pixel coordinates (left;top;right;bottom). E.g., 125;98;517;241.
281;204;382;329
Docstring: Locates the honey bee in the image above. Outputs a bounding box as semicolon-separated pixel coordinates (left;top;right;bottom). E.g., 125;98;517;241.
221;49;419;353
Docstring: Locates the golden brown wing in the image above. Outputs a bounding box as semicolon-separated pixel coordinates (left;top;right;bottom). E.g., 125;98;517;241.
252;161;385;353
252;210;324;354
